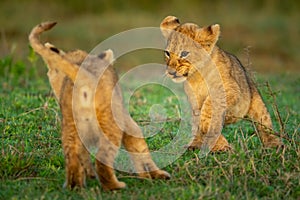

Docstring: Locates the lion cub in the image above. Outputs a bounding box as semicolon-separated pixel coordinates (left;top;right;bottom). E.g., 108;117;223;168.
29;22;170;190
160;16;282;153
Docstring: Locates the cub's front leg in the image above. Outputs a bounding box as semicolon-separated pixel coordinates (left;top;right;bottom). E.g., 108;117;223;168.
188;97;231;153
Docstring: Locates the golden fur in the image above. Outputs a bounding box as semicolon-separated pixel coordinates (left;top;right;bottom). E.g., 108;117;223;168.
29;22;170;190
160;16;282;152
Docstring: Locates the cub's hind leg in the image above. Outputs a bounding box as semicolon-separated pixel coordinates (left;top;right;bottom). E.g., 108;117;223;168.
247;89;282;148
62;123;86;189
79;146;95;179
122;116;170;180
62;130;94;188
95;122;126;191
60;81;92;189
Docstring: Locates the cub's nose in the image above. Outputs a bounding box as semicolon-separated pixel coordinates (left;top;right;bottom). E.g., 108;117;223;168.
167;68;177;76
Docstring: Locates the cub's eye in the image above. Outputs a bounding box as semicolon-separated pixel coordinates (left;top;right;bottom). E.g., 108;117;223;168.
180;51;189;58
164;50;170;58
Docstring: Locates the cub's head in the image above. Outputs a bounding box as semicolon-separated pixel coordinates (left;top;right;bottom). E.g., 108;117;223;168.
160;16;220;83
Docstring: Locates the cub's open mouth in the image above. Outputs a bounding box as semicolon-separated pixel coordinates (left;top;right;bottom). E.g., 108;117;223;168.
167;72;187;83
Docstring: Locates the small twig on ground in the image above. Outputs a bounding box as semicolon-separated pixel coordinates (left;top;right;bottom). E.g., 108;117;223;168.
265;82;285;135
136;117;181;125
184;163;196;181
244;46;252;69
240;117;297;144
14;177;59;182
213;156;230;181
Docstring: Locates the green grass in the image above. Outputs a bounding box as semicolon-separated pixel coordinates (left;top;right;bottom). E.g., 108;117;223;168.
0;53;299;199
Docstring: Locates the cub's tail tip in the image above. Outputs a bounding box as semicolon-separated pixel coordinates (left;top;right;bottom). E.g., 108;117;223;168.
39;21;57;30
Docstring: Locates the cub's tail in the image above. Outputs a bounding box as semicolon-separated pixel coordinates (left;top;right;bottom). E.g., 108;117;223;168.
29;21;57;53
28;22;83;82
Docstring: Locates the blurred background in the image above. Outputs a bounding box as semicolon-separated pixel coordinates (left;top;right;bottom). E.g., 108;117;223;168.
0;0;299;74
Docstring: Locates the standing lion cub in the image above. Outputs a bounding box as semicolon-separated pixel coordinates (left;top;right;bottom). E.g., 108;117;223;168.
160;16;282;153
29;22;170;190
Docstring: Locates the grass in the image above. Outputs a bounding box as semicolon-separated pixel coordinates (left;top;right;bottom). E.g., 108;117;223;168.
0;52;299;199
1;1;300;199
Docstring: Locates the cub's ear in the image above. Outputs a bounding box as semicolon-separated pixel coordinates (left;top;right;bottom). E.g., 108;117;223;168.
98;49;114;63
160;16;180;38
195;24;220;50
209;24;220;39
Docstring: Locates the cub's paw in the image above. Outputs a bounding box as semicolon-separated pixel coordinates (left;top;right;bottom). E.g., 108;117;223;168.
187;145;201;151
102;181;126;191
138;170;171;180
187;143;232;152
150;170;171;180
186;140;202;151
211;135;232;152
85;166;96;179
262;134;284;149
211;143;232;152
187;134;232;152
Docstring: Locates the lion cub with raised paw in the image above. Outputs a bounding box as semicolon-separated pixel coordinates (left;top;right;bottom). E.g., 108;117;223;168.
160;16;282;154
29;22;170;190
